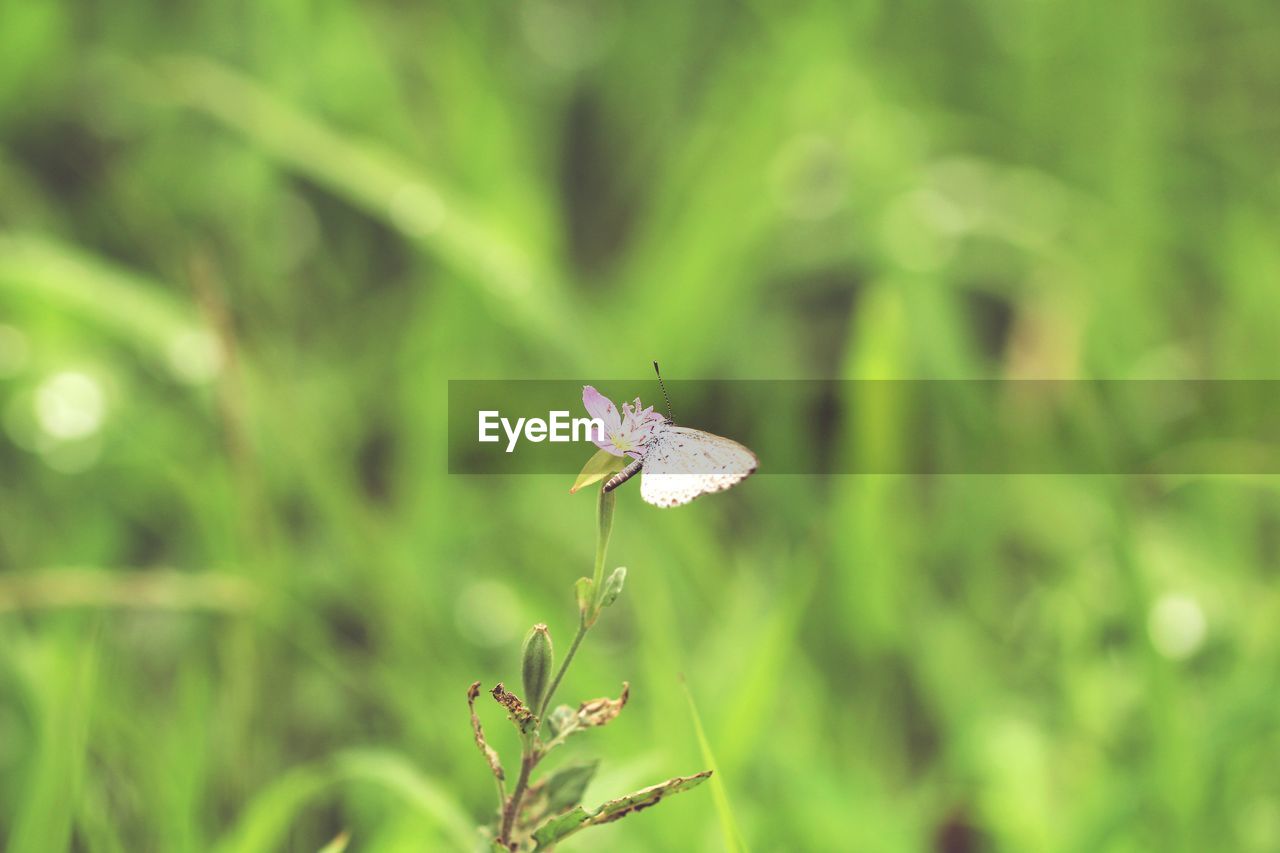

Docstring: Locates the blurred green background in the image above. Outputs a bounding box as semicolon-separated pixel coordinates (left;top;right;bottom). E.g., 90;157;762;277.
3;1;1280;851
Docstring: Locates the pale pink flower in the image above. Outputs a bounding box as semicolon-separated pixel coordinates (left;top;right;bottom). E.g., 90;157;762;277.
582;385;665;458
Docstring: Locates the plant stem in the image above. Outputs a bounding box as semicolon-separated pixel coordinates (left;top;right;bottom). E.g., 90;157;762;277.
499;485;618;848
537;618;587;719
592;486;615;602
493;775;507;814
499;748;535;847
538;486;615;720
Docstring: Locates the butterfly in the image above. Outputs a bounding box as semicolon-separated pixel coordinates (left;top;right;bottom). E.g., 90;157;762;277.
601;363;757;507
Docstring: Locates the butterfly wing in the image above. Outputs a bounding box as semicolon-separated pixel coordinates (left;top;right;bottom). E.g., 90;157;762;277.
639;425;758;508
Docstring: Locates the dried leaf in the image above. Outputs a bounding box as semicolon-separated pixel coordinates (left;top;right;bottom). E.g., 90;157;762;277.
544;684;630;746
490;682;535;733
577;682;629;729
569;449;627;494
531;771;714;848
467;682;505;784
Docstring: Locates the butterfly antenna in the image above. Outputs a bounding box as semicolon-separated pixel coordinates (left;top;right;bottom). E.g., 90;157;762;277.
653;361;674;421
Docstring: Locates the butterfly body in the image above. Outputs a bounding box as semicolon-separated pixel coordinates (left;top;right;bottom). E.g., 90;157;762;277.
602;419;758;507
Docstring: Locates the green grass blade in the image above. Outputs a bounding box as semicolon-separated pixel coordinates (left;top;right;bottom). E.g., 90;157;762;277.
681;678;748;853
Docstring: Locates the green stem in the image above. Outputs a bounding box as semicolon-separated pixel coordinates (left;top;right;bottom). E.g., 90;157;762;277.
592;486;615;604
538;486;615;721
501;485;618;847
498;748;535;846
537;618;587;720
492;775;507;814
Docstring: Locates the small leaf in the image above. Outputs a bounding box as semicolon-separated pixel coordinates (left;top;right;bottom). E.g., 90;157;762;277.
531;771;714;848
569;450;626;494
600;567;626;608
574;577;593;617
467;683;505;785
546;705;575;738
518;760;599;830
540;760;599;816
544;685;630;745
531;807;590;847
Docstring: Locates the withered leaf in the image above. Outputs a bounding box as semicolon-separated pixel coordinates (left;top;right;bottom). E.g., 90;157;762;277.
491;682;536;733
531;770;713;848
467;681;505;784
577;682;629;728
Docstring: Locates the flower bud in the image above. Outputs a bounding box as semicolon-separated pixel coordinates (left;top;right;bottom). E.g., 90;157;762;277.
521;623;554;713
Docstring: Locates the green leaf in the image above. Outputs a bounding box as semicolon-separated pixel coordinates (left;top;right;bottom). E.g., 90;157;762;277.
531;771;714;848
682;679;747;852
543;684;630;748
569;450;626;494
518;759;600;831
154;56;583;358
591;771;713;822
600;567;626;608
540;760;599;816
531;807;590;847
546;705;575;738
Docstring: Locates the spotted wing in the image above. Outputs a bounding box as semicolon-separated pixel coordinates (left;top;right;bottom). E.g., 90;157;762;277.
639;426;758;508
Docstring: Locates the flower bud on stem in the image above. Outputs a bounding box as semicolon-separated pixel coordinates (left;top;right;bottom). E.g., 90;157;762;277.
499;485;617;849
521;624;553;714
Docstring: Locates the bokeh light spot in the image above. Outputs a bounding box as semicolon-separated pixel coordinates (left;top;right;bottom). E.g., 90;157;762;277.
1148;593;1207;660
34;371;106;440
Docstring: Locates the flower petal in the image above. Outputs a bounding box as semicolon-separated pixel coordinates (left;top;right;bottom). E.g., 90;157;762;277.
594;436;624;456
582;386;622;432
